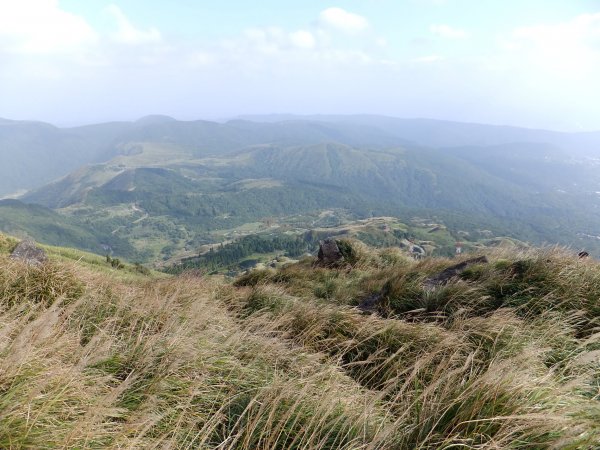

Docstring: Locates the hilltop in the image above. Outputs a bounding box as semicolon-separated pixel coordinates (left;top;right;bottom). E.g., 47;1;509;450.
2;233;600;448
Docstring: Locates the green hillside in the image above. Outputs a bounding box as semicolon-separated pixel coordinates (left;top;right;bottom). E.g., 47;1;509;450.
0;119;131;196
0;115;414;197
0;200;136;258
19;140;600;260
241;114;600;152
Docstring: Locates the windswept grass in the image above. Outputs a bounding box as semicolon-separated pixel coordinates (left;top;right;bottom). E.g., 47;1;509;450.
1;237;600;448
228;241;600;448
0;250;390;448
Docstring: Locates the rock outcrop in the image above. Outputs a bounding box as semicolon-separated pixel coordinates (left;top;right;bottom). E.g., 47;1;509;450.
10;239;48;266
358;255;489;314
423;256;488;289
317;238;344;266
410;244;426;257
357;292;383;314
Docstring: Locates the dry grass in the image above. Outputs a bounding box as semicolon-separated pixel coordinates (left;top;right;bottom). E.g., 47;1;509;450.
0;257;390;448
1;240;600;448
228;242;600;448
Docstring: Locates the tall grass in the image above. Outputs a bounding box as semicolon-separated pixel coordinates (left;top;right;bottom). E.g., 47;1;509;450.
1;241;600;448
0;258;390;448
228;243;600;448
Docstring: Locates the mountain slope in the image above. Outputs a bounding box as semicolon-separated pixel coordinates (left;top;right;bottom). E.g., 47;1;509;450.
240;114;600;152
0;116;410;197
26;139;587;215
0;199;135;257
16;135;600;261
1;235;600;448
0;119;119;196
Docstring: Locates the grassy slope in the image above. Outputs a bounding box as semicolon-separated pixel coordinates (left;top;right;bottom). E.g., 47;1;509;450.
0;200;137;259
1;235;600;448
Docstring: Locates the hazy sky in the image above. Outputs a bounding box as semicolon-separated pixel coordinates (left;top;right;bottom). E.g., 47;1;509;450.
1;0;600;130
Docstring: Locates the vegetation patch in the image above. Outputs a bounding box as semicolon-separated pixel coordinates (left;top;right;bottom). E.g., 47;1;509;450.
0;257;84;309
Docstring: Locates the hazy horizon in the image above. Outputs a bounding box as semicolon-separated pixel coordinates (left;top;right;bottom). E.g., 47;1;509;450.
5;112;600;135
2;1;600;131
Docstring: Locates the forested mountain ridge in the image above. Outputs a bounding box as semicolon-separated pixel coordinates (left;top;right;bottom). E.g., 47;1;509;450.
3;114;600;197
1;115;414;197
240;114;600;152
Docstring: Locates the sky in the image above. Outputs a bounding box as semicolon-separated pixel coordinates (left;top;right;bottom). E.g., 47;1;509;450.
1;0;600;130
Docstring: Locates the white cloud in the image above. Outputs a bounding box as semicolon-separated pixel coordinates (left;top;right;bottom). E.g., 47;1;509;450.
238;27;287;55
289;30;316;49
319;7;369;33
375;37;388;48
106;4;161;45
504;13;600;78
0;1;387;123
0;0;98;54
413;54;443;63
187;51;216;67
512;12;600;44
216;27;377;67
430;24;469;39
414;0;448;4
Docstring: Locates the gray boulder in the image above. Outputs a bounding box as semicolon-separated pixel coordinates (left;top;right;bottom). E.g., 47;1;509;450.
410;245;425;254
10;239;48;266
317;238;344;265
423;256;488;289
357;292;383;314
359;255;490;316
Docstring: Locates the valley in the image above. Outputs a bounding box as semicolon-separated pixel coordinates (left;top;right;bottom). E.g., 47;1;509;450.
1;115;600;273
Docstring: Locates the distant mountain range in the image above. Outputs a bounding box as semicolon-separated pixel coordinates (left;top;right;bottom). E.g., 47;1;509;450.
3;114;600;197
1;114;600;262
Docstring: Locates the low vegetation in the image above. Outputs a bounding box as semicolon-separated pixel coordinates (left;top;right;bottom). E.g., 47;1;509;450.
169;234;310;274
1;235;600;448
